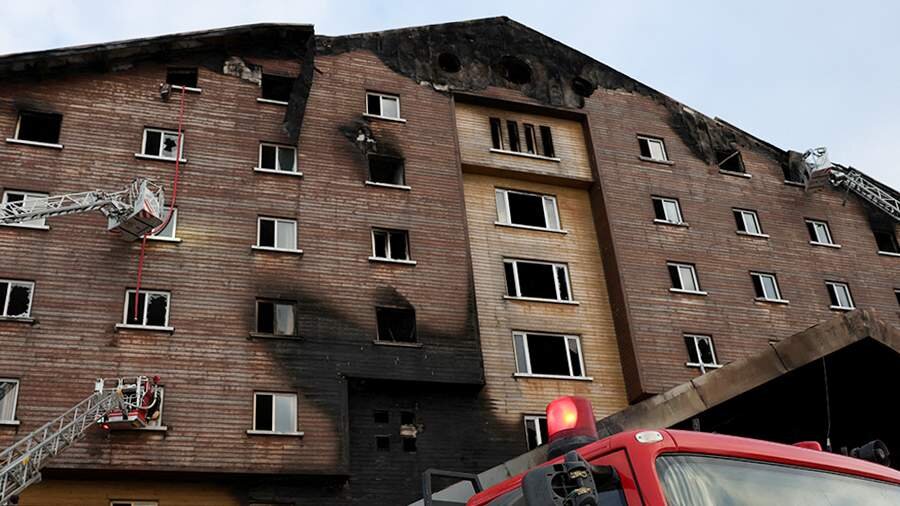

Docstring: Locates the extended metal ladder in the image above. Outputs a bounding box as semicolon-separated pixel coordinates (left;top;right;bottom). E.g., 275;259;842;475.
802;148;900;223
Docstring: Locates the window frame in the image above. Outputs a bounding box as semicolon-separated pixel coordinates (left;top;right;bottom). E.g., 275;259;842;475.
503;259;575;304
0;279;35;319
733;209;767;237
667;262;706;295
750;272;787;303
369;228;415;264
258;74;294;105
874;228;900;255
826;281;855;310
523;415;548;450
148;206;178;242
637;135;668;162
652;196;684;225
495;188;563;232
365;91;404;121
365;154;408;189
9;110;63;148
254;299;298;337
250;391;301;435
165;66;200;92
1;190;50;229
0;378;20;424
806;219;837;247
254;216;301;253
374;306;418;344
138;127;185;162
684;334;722;374
256;142;299;175
120;289;171;330
512;331;588;380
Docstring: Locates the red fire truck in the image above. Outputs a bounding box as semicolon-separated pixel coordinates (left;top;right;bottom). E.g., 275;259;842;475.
465;396;900;505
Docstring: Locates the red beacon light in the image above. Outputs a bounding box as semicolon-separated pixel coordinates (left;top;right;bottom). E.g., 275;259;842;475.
546;396;599;458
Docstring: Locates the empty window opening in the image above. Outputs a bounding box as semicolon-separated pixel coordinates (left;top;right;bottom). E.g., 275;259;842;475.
826;282;855;310
0;280;34;318
367;155;405;186
375;307;416;343
806;219;834;245
261;74;294;103
524;415;548;450
2;190;48;228
513;331;584;378
257;217;297;251
437;52;461;73
376;435;391;452
166;67;197;88
402;437;417;453
366;92;401;119
500;56;531;84
496;189;560;230
372;229;410;261
506;121;521;152
751;272;783;302
874;227;899;254
256;300;296;336
258;143;297;173
373;410;389;424
539;125;555;158
14;111;62;144
523;124;537;154
652;196;683;225
668;262;702;293
149;206;177;240
253;392;297;434
717;150;745;173
638;136;667;162
0;379;19;423
504;259;571;302
141;127;183;160
571;77;595;98
123;289;170;328
734;209;763;236
489;117;504;150
684;334;720;373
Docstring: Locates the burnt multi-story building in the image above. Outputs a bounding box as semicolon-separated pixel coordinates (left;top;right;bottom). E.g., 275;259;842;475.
0;16;898;506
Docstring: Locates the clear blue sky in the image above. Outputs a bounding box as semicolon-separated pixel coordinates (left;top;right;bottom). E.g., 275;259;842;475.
3;0;898;188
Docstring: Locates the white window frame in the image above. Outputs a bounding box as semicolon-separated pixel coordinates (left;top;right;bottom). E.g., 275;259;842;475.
365;92;404;122
0;379;20;424
0;279;34;318
495;188;563;232
256;142;300;175
7;111;64;149
249;391;302;436
806;219;838;247
1;190;50;229
255;299;297;336
684;334;722;374
523;415;547;449
652;196;684;225
668;262;706;295
137;127;185;162
119;289;171;329
751;272;787;303
734;209;766;237
826;281;855;310
148;207;179;242
638;135;668;162
504;259;575;303
369;228;415;264
512;331;588;380
254;217;301;253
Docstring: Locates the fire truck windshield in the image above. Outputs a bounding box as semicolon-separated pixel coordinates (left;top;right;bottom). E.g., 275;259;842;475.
657;454;900;505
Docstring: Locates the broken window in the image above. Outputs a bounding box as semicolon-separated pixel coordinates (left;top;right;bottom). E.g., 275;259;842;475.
123;289;170;328
826;282;854;310
258;143;297;173
375;306;416;343
874;228;899;254
257;217;298;251
376;435;391;452
14;111;62;145
0;379;19;423
261;74;294;103
2;190;49;228
253;392;297;434
539;126;555;158
524;415;548;450
668;262;702;293
513;331;584;378
506;121;521;152
638;136;667;162
750;272;783;302
149;207;177;240
733;209;764;236
718;150;745;173
141;127;183;160
371;229;411;261
166;67;198;89
806;219;834;245
504;259;572;302
367;155;405;186
256;300;296;336
495;188;561;230
0;280;34;318
489;117;504;149
365;92;401;119
373;410;389;424
684;334;720;373
523;124;537;154
652;196;683;225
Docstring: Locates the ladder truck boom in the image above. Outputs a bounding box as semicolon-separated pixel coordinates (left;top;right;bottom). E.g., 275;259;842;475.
0;178;165;240
802;147;900;223
0;377;161;506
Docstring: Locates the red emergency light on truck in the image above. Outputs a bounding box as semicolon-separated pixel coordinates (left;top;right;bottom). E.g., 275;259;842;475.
466;396;900;505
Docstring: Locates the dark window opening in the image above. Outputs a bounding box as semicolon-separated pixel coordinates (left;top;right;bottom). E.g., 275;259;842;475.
368;155;405;186
125;290;169;327
367;94;381;116
516;262;557;299
500;56;531;84
400;411;415;425
489;117;503;149
372;229;410;260
256;300;295;336
146;294;168;326
402;437;417;452
507;192;546;228
874;228;899;253
125;292;146;325
653;199;666;220
685;335;716;366
261;74;294;102
539;125;555;158
259;219;276;247
373;410;389;424
376;307;416;343
0;281;33;318
668;264;681;289
255;394;273;431
571;76;595;98
639;139;652;158
15;111;62;144
717;150;745;173
504;263;517;296
376;435;390;452
527;334;573;376
437;52;461;73
895;290;900;306
525;417;548;450
506;121;521;152
523;124;537;154
166;67;197;88
751;275;765;298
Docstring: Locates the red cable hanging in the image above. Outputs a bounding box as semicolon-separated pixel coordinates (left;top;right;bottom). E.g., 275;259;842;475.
133;85;187;316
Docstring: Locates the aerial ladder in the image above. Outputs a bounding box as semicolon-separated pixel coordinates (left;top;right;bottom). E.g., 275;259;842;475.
802;147;900;223
0;377;162;505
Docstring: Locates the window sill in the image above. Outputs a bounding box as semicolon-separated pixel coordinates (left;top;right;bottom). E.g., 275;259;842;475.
170;85;201;93
368;256;417;265
719;169;751;179
513;373;593;382
365;181;411;191
5;138;63;149
147;236;182;243
653;219;689;228
686;362;723;370
137;425;168;432
829;305;855;312
257;98;289;106
254;168;303;177
810;241;841;249
1;223;51;231
363;113;407;123
638;155;673;166
877;251;900;258
372;340;424;348
489;148;561;163
134;154;187;163
248;332;303;341
494;222;567;234
784;180;806;187
0;316;35;324
669;288;708;296
754;297;790;305
503;295;579;306
246;430;304;437
736;231;769;239
251;246;304;255
0;420;21;426
115;323;175;333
